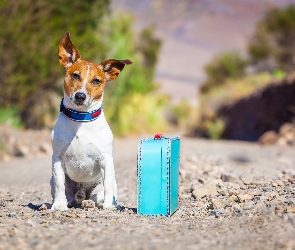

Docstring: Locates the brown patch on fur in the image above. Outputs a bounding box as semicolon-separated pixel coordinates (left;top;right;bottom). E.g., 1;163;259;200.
64;60;107;101
100;59;133;81
58;32;81;70
58;32;133;102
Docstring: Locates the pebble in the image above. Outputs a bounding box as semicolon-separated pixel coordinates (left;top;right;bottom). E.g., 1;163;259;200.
238;193;253;201
240;176;253;185
65;213;77;218
39;143;52;154
77;214;86;218
0;136;295;249
192;180;220;199
263;186;273;192
38;204;47;211
221;172;239;183
243;203;254;210
210;208;224;218
15;144;29;157
285;207;295;213
276;180;284;187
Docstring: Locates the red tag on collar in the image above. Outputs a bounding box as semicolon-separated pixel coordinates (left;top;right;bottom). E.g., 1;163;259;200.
91;109;102;118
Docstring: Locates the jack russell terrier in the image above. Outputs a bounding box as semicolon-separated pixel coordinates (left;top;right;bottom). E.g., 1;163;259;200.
50;32;132;211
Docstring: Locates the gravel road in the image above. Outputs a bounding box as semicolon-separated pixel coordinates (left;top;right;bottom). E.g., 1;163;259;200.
0;137;295;250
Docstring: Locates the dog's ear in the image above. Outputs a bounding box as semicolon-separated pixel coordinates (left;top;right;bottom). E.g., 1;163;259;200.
58;32;81;70
100;59;133;82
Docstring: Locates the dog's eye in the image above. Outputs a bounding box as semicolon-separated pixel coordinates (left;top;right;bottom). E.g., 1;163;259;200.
91;78;101;85
71;73;80;81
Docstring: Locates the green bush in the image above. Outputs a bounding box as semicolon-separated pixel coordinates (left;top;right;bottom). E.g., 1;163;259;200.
207;118;225;139
0;107;23;128
201;52;248;93
170;99;196;131
101;13;164;134
0;0;110;128
114;93;167;136
0;2;163;135
248;5;295;72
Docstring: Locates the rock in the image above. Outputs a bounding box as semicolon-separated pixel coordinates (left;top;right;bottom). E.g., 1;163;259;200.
279;123;294;136
288;177;295;184
285;207;295;213
243;202;254;210
263;186;273;192
179;169;191;181
81;200;95;208
39;143;52;154
41;210;54;216
240;176;253;185
250;179;264;186
221;172;239;183
277;137;287;146
210;208;224;218
1;154;11;162
38;204;47;211
65;213;77;218
228;182;241;190
14;144;29;157
192;180;220;199
276;180;284;187
217;188;230;196
258;130;278;145
284;132;295;144
266;192;277;201
238;193;254;201
77;214;86;218
203;165;213;172
259;195;268;201
179;184;192;194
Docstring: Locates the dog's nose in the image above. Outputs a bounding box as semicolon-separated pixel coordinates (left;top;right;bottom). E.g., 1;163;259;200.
75;92;86;101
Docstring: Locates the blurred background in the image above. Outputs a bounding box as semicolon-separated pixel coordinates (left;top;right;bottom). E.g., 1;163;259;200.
1;0;295;159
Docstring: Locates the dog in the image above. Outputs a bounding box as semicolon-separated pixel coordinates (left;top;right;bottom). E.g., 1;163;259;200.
50;32;132;211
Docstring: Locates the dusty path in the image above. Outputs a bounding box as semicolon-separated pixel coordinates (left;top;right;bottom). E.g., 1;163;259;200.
0;137;295;250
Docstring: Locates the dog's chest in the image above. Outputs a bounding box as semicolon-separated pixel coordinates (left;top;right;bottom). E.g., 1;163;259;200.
62;131;104;182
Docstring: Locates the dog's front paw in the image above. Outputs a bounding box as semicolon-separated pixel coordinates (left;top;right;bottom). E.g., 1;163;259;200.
81;200;95;209
103;202;122;210
51;201;68;211
103;202;116;210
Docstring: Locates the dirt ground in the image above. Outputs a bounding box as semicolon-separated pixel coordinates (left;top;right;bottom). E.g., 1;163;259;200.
0;136;295;250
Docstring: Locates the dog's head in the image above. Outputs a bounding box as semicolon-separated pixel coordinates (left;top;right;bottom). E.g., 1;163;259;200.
58;32;132;108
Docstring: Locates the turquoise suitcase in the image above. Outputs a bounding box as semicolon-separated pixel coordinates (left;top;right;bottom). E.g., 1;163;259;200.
137;134;180;216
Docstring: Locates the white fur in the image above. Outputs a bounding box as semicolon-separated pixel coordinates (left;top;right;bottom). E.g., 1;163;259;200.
51;92;117;211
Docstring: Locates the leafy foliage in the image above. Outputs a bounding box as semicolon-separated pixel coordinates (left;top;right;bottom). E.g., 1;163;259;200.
0;107;23;128
248;5;295;72
101;14;164;134
196;72;284;139
0;0;110;128
114;93;167;136
0;1;164;134
201;52;248;93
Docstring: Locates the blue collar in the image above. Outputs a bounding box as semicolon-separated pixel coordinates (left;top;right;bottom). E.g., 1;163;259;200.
60;99;102;122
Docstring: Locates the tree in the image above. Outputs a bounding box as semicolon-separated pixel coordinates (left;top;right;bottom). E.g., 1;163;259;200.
0;0;110;128
248;5;295;72
101;14;162;132
201;52;248;93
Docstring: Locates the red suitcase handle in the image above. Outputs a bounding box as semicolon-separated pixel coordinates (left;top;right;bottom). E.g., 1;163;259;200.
154;134;163;140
